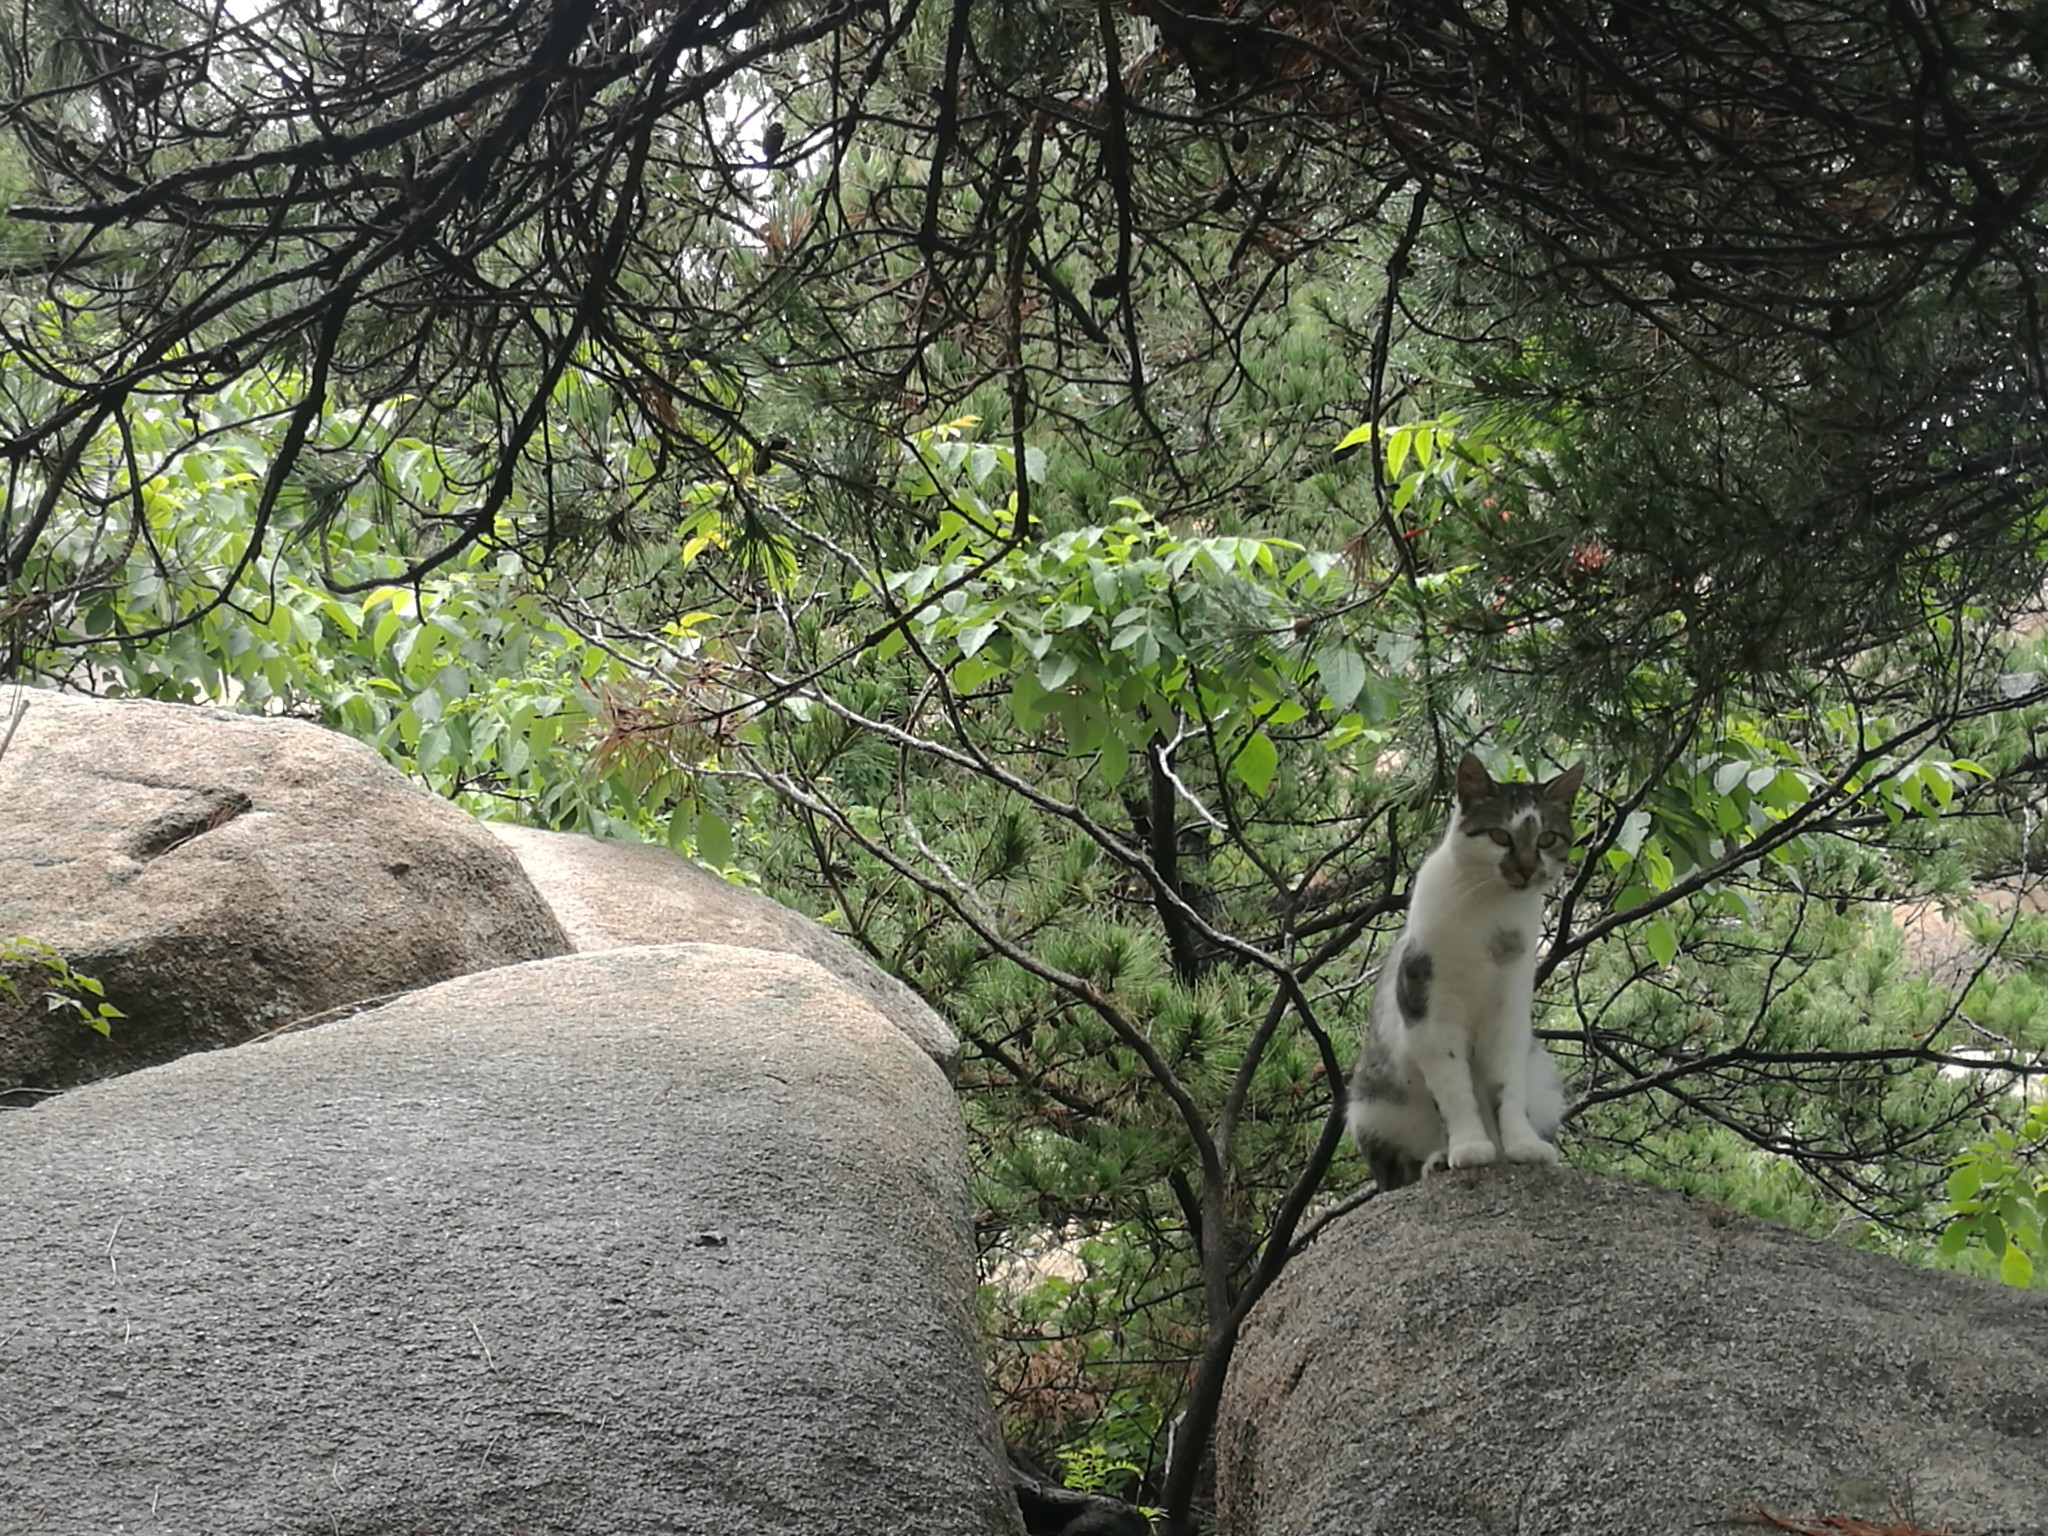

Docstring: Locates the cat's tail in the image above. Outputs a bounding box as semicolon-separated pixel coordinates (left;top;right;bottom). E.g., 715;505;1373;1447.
1362;1143;1426;1192
1527;1035;1568;1145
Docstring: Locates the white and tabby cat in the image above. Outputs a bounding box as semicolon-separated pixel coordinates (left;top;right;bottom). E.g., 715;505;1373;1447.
1348;752;1583;1191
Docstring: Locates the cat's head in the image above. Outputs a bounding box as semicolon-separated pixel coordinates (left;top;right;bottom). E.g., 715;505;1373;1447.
1451;752;1584;892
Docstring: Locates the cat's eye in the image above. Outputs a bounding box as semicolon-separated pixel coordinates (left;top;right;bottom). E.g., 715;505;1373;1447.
1488;829;1512;847
1538;832;1563;849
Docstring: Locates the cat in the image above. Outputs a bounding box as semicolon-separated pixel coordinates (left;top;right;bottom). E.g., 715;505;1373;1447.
1347;752;1583;1191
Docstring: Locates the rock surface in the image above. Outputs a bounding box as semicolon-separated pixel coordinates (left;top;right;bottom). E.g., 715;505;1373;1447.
0;689;569;1099
0;944;1022;1536
1218;1165;2048;1536
485;820;959;1075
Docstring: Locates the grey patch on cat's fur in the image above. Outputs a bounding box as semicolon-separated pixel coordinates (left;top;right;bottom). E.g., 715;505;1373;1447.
1489;927;1526;962
1354;1029;1400;1096
1395;951;1433;1025
1362;1138;1424;1193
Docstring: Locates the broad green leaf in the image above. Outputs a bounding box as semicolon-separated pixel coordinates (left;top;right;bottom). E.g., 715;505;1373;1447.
1386;424;1414;477
1333;422;1377;456
1314;643;1367;712
1039;650;1079;690
2000;1244;2034;1287
1009;677;1049;731
1645;915;1679;967
666;800;694;854
1234;730;1280;795
1983;1214;2009;1256
416;722;450;772
1097;736;1129;788
952;653;1000;692
696;809;734;868
1615;810;1652;855
1057;692;1105;752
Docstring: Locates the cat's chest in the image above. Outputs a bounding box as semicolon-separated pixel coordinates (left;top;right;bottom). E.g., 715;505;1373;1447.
1403;880;1543;974
1408;915;1538;974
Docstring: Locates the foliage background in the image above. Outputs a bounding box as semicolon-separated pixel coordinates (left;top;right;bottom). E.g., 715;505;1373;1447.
6;1;2048;1526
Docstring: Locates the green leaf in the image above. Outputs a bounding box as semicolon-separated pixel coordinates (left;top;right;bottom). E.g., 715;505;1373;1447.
1948;1162;1984;1203
666;800;694;854
1008;676;1049;731
1234;730;1280;795
1038;650;1079;690
1056;692;1105;752
696;809;734;868
1314;643;1367;712
1983;1214;2009;1257
1602;813;1645;859
1097;736;1130;788
1937;1220;1973;1258
2011;1190;2045;1258
1332;422;1377;459
1645;915;1679;967
2000;1243;2034;1288
415;722;450;773
1386;424;1414;477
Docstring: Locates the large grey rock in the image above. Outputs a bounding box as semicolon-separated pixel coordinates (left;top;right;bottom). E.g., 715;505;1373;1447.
484;820;959;1076
0;689;569;1099
0;943;1022;1536
1218;1166;2048;1536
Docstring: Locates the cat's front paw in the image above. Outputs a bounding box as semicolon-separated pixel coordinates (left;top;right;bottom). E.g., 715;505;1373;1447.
1446;1137;1498;1169
1502;1131;1560;1165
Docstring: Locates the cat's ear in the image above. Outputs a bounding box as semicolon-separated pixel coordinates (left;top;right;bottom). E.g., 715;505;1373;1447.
1455;752;1492;804
1545;762;1585;802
